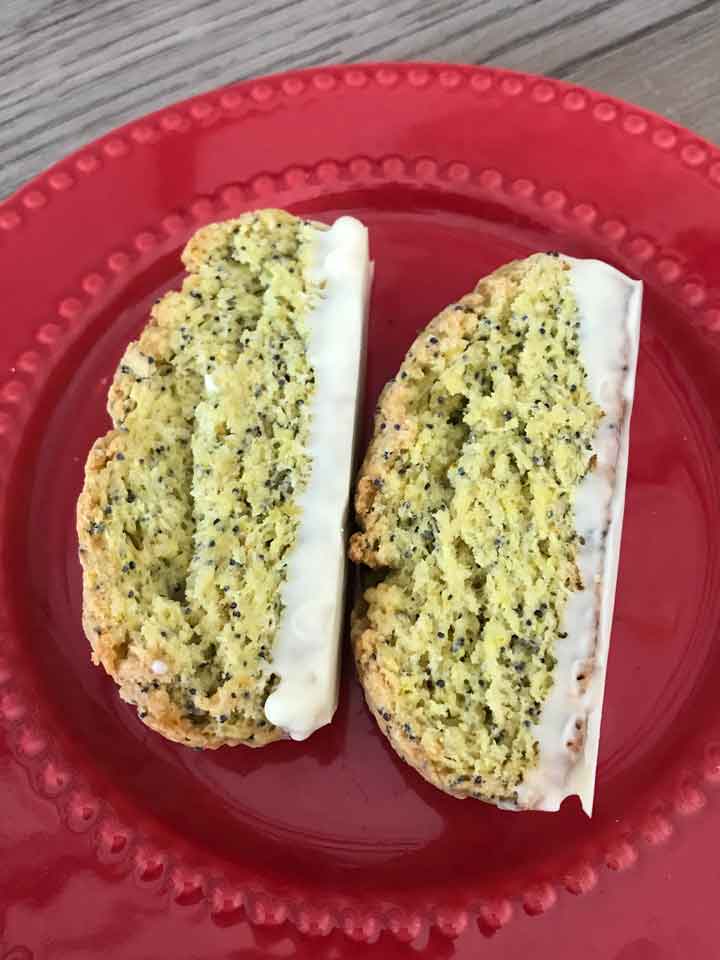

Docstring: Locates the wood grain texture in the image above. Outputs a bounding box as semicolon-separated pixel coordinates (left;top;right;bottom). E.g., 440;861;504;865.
1;0;718;199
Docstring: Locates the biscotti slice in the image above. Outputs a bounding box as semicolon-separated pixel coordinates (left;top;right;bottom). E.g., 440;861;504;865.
78;210;370;748
349;253;641;813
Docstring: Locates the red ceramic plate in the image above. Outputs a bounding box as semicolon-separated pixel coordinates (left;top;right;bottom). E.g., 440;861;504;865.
2;62;720;960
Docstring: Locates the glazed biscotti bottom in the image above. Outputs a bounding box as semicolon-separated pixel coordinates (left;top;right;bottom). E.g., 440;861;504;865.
78;209;370;748
349;253;641;813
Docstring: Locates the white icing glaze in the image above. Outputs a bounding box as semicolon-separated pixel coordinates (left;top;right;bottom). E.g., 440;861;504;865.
263;217;371;740
515;256;642;815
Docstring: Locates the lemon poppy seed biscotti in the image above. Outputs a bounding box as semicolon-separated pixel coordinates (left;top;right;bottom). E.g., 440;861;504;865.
77;209;371;748
349;253;641;813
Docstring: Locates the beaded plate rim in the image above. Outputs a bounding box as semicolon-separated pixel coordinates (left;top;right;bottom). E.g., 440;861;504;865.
1;61;720;945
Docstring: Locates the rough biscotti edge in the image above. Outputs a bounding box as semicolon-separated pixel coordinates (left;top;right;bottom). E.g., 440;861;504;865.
75;215;311;749
348;256;567;804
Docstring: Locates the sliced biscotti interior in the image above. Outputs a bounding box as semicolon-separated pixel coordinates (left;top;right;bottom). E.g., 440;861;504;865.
350;254;605;805
78;210;326;747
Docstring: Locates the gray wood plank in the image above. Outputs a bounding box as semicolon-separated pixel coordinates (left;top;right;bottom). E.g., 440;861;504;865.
1;0;718;199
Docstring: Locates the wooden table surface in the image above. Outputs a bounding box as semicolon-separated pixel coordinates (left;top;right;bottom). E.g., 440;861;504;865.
1;0;718;200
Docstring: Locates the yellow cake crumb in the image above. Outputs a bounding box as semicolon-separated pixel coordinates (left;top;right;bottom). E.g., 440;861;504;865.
350;253;602;804
77;210;324;747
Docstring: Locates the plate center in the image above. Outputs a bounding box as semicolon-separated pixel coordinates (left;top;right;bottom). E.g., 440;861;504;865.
10;202;720;896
